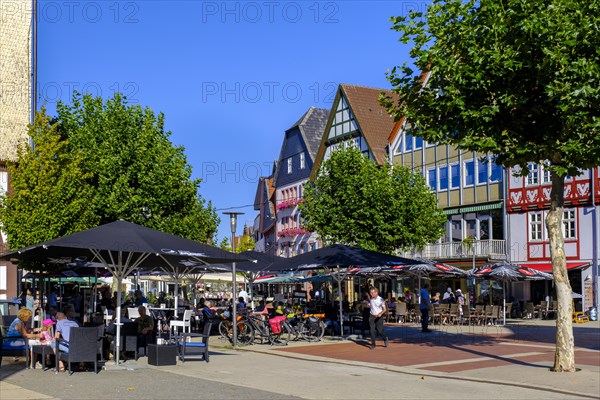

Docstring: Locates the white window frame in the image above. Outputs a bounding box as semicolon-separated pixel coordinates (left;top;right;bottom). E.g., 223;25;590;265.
287;158;292;174
529;211;544;241
477;159;488;185
300;152;305;170
438;165;449;191
427;167;437;191
450;163;460;189
404;134;414;152
464;159;475;187
527;163;539;185
563;209;576;239
542;161;551;184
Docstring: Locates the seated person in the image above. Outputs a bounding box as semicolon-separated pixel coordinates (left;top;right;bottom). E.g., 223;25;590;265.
134;306;155;352
28;318;55;367
5;308;43;365
323;303;340;335
254;300;267;313
54;312;80;371
236;296;247;314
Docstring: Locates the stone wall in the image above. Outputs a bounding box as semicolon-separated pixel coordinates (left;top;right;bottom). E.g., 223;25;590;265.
0;0;33;162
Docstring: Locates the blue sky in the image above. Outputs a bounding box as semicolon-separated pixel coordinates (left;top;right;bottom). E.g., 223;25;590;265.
36;0;419;241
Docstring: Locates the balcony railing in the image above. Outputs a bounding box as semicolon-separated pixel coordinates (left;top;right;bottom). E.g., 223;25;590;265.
401;239;506;260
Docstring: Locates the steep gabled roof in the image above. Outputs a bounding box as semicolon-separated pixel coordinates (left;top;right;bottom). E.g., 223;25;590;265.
253;175;276;233
310;84;396;179
340;84;395;165
287;107;329;161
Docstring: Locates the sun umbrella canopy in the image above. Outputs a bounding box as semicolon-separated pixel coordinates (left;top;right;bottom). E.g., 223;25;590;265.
471;262;553;281
1;220;244;271
0;220;243;365
381;260;471;278
268;244;427;271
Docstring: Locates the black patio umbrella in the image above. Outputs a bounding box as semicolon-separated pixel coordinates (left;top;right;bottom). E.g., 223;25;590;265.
203;251;284;309
1;220;243;364
471;262;553;281
470;262;553;325
268;244;430;336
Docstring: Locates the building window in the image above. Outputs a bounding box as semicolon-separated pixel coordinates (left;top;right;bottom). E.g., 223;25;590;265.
477;160;488;184
405;134;414;152
300;152;305;169
414;136;423;150
563;209;576;239
527;163;539;185
490;161;503;182
450;163;460;189
287;158;292;174
464;160;475;186
439;165;448;191
427;167;437;190
542;161;551;183
529;212;543;241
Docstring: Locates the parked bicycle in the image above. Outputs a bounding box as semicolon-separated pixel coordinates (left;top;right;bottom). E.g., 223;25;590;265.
287;313;326;342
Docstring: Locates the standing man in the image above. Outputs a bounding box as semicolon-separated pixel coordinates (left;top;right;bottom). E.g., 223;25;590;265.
368;287;389;349
420;283;432;333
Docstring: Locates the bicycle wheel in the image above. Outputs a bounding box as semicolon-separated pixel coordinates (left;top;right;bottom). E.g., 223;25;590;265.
276;321;292;345
236;320;255;345
300;320;325;342
218;319;232;341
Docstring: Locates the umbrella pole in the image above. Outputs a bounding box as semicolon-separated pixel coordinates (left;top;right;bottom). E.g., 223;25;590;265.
115;276;122;365
335;266;344;339
174;279;179;317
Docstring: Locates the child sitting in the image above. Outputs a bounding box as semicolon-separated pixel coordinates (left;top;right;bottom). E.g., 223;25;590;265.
29;318;55;367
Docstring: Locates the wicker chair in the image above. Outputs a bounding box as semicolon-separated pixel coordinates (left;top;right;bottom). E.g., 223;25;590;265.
56;327;101;374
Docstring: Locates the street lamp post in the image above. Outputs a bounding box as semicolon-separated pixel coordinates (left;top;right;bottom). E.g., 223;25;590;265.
223;211;244;348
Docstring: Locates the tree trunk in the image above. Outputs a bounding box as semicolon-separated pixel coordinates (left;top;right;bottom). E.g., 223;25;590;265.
547;172;576;372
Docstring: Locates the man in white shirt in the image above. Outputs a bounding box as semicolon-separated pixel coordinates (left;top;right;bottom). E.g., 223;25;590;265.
368;287;389;350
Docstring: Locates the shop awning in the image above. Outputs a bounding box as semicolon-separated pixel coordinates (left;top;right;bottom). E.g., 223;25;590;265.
520;262;590;272
443;202;503;215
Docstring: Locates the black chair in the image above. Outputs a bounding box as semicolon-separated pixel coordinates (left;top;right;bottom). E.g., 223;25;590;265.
117;322;140;360
177;322;212;363
0;330;29;368
56;327;101;374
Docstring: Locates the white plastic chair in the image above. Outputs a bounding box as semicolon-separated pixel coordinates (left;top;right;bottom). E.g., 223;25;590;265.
170;309;193;339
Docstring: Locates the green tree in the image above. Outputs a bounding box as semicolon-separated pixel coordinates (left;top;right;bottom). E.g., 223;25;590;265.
381;0;600;371
300;146;445;253
236;230;255;253
54;92;218;242
1;93;219;250
219;237;232;252
0;109;98;249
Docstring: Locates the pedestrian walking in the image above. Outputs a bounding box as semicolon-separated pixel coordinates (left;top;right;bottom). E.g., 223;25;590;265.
368;287;389;349
420;283;432;332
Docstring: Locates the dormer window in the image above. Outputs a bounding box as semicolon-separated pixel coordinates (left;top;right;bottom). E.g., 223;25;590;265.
287;158;292;174
300;152;305;169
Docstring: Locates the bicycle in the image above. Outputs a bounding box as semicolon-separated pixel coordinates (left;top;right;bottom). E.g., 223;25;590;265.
237;314;292;346
296;314;326;342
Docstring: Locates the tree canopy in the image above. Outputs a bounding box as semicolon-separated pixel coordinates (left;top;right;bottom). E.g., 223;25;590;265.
381;0;599;175
300;145;445;253
0;93;218;249
381;0;600;372
0;109;98;249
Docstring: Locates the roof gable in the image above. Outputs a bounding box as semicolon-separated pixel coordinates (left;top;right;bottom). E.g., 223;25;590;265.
311;84;395;178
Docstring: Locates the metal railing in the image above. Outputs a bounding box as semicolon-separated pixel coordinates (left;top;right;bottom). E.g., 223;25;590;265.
402;239;506;260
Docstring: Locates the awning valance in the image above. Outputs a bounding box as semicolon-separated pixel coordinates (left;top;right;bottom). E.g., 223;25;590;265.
520;262;590;272
443;202;503;215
